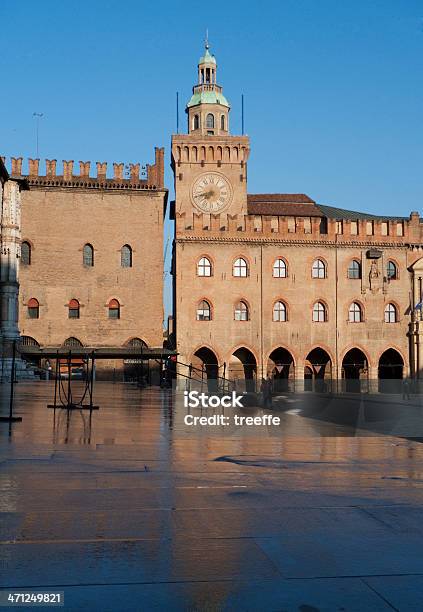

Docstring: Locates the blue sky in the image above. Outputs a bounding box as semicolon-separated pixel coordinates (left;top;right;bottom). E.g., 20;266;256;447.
1;0;422;316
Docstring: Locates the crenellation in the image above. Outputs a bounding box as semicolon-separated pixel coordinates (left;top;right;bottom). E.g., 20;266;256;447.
1;150;166;190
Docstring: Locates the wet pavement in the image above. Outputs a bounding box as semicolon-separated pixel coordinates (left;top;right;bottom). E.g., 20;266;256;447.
1;383;423;611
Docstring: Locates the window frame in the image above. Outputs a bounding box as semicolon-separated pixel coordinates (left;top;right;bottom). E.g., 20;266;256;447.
312;258;326;279
121;244;133;268
312;301;327;323
384;303;398;323
83;243;94;267
273;300;287;322
348;301;363;323
234;300;249;321
108;299;120;319
206;113;215;129
27;298;39;319
387;260;398;281
233;257;248;278
272;258;288;278
347;260;361;280
196;299;212;321
197;256;212;277
68;299;80;319
21;241;31;265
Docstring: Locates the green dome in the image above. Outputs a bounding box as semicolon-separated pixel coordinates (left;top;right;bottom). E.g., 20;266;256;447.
199;48;216;65
187;90;230;108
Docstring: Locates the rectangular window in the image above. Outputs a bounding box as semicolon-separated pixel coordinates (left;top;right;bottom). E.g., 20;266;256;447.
381;221;388;236
350;220;358;235
287;217;296;233
336;220;343;235
68;309;79;319
366;221;374;236
396;222;404;236
319;218;328;234
304;217;312;234
28;307;38;319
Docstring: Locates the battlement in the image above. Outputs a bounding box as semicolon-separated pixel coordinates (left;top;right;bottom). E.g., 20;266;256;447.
175;209;423;246
1;147;165;191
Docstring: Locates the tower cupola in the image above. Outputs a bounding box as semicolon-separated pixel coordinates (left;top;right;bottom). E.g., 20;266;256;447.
186;39;230;136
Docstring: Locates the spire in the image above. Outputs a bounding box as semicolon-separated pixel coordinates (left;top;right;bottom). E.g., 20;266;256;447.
186;40;230;135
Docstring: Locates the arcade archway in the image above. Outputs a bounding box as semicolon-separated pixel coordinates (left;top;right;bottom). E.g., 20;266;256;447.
378;348;404;393
229;347;257;392
192;347;219;392
267;347;294;392
342;348;368;392
304;347;332;392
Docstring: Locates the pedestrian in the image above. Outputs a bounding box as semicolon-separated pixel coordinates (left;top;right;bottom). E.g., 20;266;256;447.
402;377;410;401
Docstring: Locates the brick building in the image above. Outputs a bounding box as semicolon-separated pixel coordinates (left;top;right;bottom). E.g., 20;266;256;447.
171;43;423;391
4;149;167;379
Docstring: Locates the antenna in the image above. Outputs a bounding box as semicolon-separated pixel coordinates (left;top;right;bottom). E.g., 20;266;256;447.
205;28;209;49
32;112;43;157
176;92;179;134
241;95;245;135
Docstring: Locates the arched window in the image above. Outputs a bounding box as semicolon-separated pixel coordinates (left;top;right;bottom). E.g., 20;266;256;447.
385;303;398;323
193;114;199;130
348;302;363;323
83;243;94;267
21;241;31;265
197;257;212;277
63;337;83;348
312;259;326;279
121;244;132;268
273;258;287;278
233;257;248;277
27;298;39;319
108;299;120;319
196;299;211;321
273;301;287;322
68;299;80;319
234;301;249;321
387;260;397;280
348;260;361;279
220;115;225;131
206;113;215;129
312;301;327;322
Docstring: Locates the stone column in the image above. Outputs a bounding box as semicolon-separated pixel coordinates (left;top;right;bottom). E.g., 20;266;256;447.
0;179;22;381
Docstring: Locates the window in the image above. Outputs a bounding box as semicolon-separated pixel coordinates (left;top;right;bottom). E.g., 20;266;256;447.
221;115;225;131
193;114;199;130
121;245;132;268
381;221;388;236
387;260;397;280
349;302;363;323
273;301;287;322
385;303;398;323
319;218;328;234
348;260;361;279
287;217;296;232
83;243;94;267
336;220;343;235
312;259;326;279
396;222;404;237
273;258;287;278
68;299;80;319
312;301;327;322
196;299;211;321
27;298;39;319
197;257;212;277
21;241;31;265
233;257;248;277
108;299;120;319
350;220;358;235
366;221;374;236
304;217;312;234
206;113;214;129
235;301;249;321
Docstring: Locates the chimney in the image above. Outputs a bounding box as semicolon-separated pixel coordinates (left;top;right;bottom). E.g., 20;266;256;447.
113;163;124;180
96;162;107;179
129;163;140;181
28;158;40;176
79;161;90;178
46;159;57;177
63;160;74;180
11;157;23;175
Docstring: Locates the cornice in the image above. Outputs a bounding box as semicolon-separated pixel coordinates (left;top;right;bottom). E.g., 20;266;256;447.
26;177;166;193
175;235;417;249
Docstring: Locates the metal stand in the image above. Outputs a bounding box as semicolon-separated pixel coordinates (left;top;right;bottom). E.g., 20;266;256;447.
0;340;22;423
48;351;99;410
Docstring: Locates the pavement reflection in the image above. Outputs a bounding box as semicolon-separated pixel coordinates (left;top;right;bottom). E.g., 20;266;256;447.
1;383;423;611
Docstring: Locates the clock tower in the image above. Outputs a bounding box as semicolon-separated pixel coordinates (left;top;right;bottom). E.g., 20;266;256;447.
171;42;250;221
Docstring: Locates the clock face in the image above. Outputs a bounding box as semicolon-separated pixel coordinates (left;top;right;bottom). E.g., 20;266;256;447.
191;172;233;213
